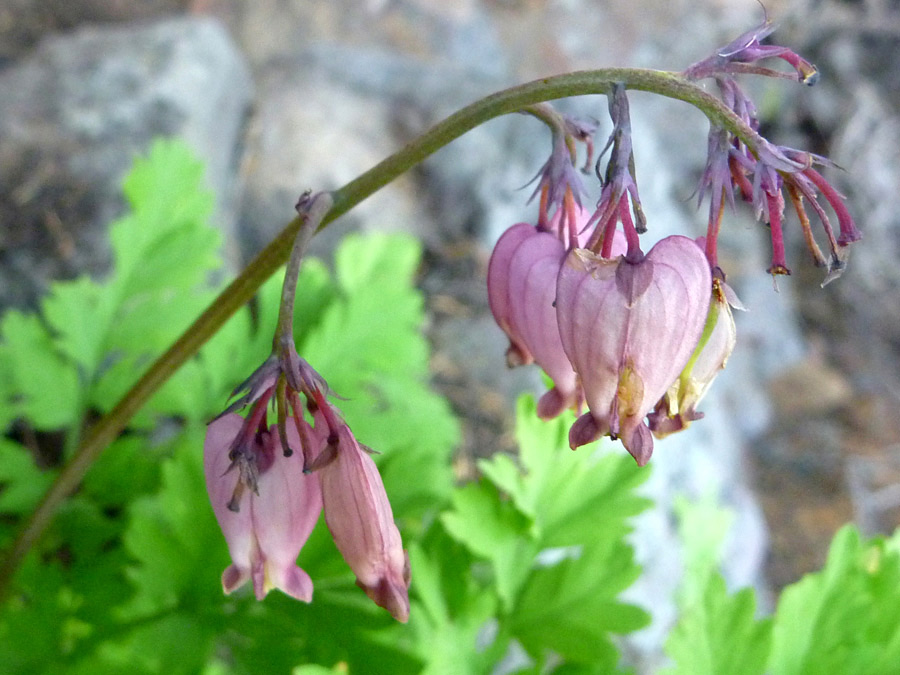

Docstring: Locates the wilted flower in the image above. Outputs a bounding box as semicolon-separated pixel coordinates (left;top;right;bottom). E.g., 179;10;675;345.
683;15;818;84
683;19;859;283
555;236;711;464
584;84;645;257
204;414;322;601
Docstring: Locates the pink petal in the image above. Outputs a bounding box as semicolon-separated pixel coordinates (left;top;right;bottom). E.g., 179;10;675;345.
487;223;536;366
316;420;410;622
204;414;255;593
505;230;580;416
204;414;321;602
248;422;322;601
556;236;711;463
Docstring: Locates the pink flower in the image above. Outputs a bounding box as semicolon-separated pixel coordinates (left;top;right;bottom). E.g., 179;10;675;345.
204;414;322;602
555;236;711;464
488;223;581;418
313;404;411;623
488;215;628;419
488;223;540;369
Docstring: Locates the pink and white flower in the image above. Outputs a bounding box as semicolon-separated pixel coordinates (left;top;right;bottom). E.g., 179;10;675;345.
555;236;711;464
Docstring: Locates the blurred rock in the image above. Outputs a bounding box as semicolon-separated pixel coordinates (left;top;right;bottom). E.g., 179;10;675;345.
0;0;190;67
769;353;854;420
0;16;252;311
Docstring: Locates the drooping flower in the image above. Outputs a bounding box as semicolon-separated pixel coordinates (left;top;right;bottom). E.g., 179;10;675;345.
488;206;627;419
488;223;582;418
206;338;410;620
204;413;322;601
555;236;711;464
648;278;741;436
683;19;860;283
311;397;411;622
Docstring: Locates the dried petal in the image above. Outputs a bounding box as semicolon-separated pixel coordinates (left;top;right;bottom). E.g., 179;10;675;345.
649;281;739;436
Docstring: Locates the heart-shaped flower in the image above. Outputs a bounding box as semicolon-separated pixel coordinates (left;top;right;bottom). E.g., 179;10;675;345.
488;223;581;418
555;235;711;464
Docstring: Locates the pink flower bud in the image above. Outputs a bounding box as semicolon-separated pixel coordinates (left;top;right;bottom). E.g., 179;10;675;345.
204;414;322;602
555;236;711;464
315;416;411;622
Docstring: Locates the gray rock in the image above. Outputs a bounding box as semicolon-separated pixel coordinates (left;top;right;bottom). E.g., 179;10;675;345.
235;54;434;262
0;16;252;310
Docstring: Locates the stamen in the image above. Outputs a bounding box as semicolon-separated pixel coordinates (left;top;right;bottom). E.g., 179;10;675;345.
786;184;827;267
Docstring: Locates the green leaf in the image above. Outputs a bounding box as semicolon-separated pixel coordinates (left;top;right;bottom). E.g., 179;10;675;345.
80;436;161;508
769;525;900;675
662;574;771;675
442;396;650;666
334;231;421;295
84;612;216;675
407;535;503;675
0;310;81;428
510;537;649;667
42;276;110;375
114;139;215;291
441;482;537;611
293;666;346;675
292;258;339;345
0;342;16;431
479;396;651;548
301;232;459;516
120;423;228;618
0;554;70;674
90;138;220;411
0;438;56;513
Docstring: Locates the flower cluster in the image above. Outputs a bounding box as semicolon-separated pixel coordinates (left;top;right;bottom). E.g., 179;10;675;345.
489;23;859;464
203;193;409;622
204;347;410;621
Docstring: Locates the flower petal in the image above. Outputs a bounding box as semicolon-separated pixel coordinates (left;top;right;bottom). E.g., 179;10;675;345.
316;419;410;622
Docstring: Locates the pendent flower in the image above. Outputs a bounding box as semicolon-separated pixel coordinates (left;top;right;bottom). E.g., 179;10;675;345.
204;191;410;621
555;236;711;464
488;223;581;418
312;397;411;622
204;413;322;601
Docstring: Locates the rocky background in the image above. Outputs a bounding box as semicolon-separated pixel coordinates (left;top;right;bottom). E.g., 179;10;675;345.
2;0;899;671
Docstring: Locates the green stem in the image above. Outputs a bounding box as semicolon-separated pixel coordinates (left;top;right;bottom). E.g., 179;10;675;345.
0;67;764;599
275;191;334;346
